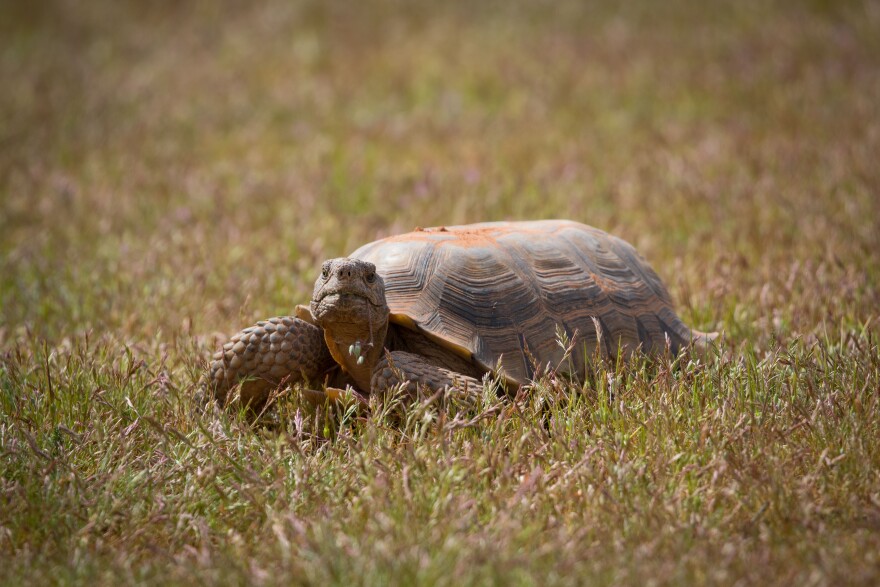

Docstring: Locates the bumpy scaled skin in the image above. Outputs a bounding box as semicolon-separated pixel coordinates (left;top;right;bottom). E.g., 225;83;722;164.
205;316;335;408
371;351;484;401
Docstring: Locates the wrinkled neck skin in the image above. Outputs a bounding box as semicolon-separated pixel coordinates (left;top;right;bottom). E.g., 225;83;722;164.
320;311;388;392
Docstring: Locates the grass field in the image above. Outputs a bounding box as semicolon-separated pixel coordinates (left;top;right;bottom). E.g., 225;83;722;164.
2;0;879;584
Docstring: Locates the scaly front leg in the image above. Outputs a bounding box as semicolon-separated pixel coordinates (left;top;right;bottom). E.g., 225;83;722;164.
371;350;485;405
204;316;336;409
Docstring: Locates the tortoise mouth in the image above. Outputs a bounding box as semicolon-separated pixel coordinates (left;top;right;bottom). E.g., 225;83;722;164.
312;290;382;307
310;290;386;326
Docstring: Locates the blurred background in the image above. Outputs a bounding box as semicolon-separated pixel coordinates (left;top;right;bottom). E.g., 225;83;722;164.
1;0;878;348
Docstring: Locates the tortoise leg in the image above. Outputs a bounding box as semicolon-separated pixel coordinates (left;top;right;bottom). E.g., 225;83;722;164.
204;316;336;409
370;350;484;403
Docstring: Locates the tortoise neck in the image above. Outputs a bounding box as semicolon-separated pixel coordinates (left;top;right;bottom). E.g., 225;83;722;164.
322;319;388;392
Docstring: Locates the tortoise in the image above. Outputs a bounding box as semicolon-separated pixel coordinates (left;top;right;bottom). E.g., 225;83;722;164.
204;219;716;408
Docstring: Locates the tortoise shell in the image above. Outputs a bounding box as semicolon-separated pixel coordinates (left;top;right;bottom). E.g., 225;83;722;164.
350;219;695;385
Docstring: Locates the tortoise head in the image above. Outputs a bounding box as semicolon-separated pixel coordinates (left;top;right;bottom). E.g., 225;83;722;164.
310;258;390;390
310;258;388;324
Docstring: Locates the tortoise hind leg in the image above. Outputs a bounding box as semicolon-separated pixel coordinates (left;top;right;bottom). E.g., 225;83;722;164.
371;350;485;404
203;316;335;409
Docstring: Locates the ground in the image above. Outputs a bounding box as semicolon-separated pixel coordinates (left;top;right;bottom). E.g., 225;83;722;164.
1;0;879;585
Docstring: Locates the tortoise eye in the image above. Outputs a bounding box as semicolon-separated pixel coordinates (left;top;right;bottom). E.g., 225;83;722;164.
365;270;376;283
321;264;330;279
